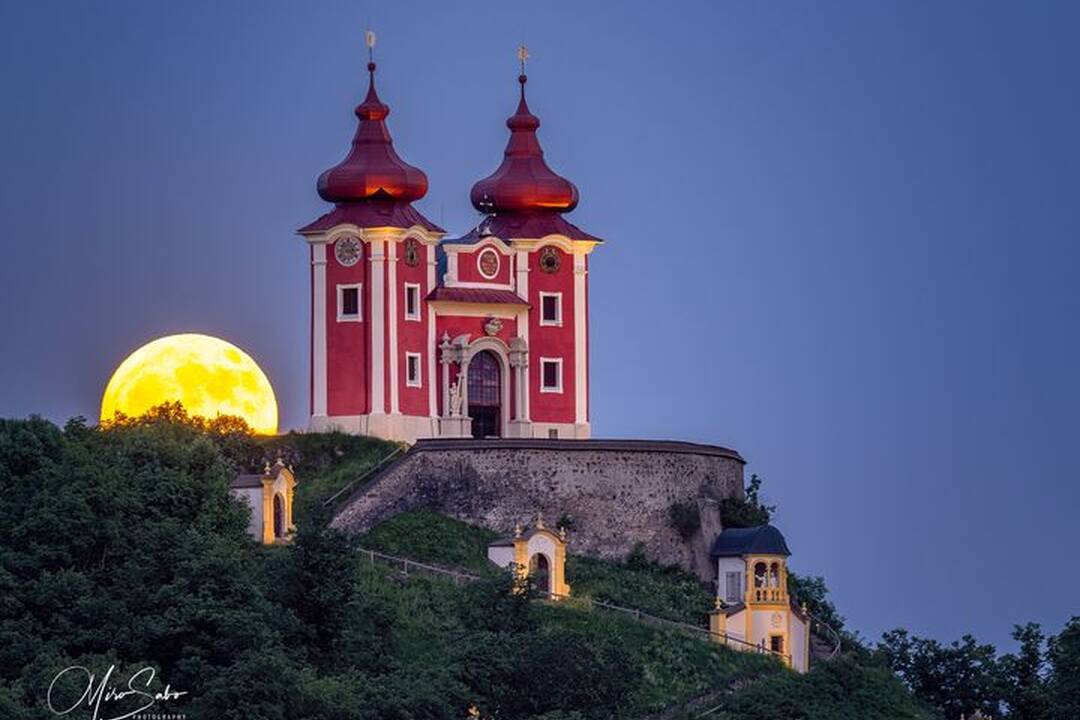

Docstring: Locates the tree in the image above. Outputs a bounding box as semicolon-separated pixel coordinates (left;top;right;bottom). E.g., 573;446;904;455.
1047;617;1080;718
878;629;1000;719
997;623;1048;720
719;473;775;528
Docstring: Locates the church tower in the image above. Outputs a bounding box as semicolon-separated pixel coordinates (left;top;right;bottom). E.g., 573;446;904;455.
299;35;446;440
300;40;599;442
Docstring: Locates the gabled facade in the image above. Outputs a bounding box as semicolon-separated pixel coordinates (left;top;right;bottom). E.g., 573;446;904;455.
300;51;599;442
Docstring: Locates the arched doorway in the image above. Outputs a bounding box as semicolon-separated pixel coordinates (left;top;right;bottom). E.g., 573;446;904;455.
273;493;285;540
529;553;551;595
468;350;501;438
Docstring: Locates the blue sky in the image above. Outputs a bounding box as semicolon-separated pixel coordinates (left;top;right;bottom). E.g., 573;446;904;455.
1;1;1078;650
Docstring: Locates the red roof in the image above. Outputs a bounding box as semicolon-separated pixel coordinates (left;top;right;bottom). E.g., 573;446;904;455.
317;62;428;204
298;200;443;234
470;74;579;215
426;287;530;306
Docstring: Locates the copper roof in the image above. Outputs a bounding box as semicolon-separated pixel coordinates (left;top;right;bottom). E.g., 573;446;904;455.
426;286;530;306
469;74;579;215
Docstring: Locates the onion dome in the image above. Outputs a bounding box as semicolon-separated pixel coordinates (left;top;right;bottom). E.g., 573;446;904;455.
470;73;579;214
316;62;428;204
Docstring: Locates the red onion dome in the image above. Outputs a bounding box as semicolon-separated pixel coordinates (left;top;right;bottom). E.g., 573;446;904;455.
317;62;428;204
470;74;579;214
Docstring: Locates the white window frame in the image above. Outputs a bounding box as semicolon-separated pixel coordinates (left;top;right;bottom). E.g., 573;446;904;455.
540;357;563;393
336;283;362;322
539;291;563;326
404;283;421;322
405;351;422;388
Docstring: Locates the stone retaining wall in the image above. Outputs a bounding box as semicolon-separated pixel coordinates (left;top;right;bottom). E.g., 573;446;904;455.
330;438;746;579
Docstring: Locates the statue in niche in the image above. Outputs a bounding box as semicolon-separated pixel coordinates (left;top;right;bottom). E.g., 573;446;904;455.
449;376;464;416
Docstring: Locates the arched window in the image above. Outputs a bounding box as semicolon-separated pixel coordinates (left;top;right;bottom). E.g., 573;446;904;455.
468;350;501;438
529;553;551;595
754;562;768;588
769;562;781;588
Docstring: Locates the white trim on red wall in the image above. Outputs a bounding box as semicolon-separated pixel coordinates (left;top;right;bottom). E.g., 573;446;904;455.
336;283;363;322
387;240;399;415
573;253;588;424
312;243;328;420
368;238;386;416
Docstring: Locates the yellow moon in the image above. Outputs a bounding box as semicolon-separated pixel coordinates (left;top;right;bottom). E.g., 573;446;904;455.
101;333;279;434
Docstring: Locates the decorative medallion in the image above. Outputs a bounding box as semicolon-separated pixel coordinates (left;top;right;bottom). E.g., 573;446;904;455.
478;248;500;279
334;236;362;267
484;317;503;336
403;237;421;267
770;612;784;629
539;246;561;274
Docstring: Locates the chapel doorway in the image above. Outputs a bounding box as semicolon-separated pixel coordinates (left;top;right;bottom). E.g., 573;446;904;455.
529;553;551;595
273;493;285;540
468;350;502;438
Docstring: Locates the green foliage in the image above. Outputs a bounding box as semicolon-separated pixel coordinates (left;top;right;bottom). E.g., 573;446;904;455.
360;510;500;574
712;653;936;720
878;628;1000;719
998;623;1049;720
719;473;775;529
667;500;701;541
0;413;1004;720
1047;617;1080;719
568;550;714;626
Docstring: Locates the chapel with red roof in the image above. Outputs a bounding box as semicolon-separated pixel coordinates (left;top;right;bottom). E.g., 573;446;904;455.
299;39;600;442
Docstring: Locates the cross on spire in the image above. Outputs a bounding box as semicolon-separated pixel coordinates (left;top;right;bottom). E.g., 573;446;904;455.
365;29;376;63
517;43;529;75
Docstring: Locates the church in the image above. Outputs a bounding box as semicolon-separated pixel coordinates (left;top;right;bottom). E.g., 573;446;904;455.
299;41;598;443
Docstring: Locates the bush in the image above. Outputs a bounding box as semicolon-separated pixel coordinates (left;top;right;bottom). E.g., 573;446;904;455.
668;501;701;541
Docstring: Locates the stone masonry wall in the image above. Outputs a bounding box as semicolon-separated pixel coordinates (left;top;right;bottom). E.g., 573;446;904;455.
331;438;745;579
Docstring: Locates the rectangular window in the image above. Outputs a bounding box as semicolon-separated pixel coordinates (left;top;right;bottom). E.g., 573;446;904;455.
725;572;742;604
337;284;361;322
405;352;422;388
404;283;421;321
540;358;562;393
548;428;559;439
539;292;562;326
770;635;784;655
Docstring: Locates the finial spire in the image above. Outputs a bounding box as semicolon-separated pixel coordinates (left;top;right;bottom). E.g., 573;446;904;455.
517;43;529;74
365;29;376;60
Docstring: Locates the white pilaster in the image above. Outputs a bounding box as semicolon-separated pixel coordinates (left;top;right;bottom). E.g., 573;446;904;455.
427;244;438;418
369;239;386;416
516;248;530;300
312;243;328;421
573;253;588;426
387;240;399;415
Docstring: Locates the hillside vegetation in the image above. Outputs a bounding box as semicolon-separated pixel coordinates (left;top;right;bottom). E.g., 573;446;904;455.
0;412;935;719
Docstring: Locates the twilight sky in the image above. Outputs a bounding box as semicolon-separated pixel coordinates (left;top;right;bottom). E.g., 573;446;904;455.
1;1;1078;650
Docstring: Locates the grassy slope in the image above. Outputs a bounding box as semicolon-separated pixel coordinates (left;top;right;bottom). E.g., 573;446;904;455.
358;511;934;719
251;430;403;513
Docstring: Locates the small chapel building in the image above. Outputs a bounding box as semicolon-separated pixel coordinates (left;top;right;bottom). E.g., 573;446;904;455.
708;524;811;672
299;43;599;443
230;459;297;545
486;516;571;600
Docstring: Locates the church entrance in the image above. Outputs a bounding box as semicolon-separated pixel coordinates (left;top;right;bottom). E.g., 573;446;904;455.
273;493;284;540
468;350;501;438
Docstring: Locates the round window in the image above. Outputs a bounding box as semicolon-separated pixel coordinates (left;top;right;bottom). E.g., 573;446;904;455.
477;248;500;279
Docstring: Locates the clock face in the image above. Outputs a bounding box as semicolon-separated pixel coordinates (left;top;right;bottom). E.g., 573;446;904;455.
403;238;421;267
539;246;561;274
334;236;362;267
478;248;500;279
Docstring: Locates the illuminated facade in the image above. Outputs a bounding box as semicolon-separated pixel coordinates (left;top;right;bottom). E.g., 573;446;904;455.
486;515;571;600
708;524;812;672
299;50;600;443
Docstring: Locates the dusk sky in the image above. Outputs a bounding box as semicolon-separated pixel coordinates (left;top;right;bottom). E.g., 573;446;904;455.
2;1;1077;650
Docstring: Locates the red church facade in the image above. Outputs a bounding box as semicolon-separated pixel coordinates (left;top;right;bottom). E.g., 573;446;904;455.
299;55;600;442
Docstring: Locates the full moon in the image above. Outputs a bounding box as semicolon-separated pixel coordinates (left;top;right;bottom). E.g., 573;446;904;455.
101;334;279;434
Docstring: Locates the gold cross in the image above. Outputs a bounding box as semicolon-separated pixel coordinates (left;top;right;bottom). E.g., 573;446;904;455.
517;44;529;74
